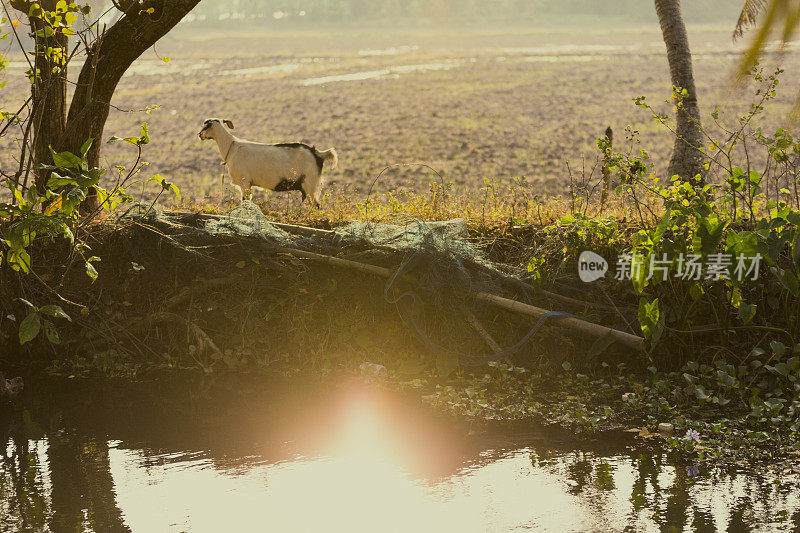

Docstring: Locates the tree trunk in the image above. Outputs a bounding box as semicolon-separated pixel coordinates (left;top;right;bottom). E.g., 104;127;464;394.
25;0;68;192
655;0;706;185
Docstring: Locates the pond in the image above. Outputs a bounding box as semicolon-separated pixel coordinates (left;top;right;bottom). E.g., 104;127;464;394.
1;376;799;532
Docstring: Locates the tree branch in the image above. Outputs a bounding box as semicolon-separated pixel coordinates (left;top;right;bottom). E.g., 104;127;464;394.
62;0;200;164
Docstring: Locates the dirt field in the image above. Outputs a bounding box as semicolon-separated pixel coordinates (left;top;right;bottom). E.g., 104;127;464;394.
2;24;799;206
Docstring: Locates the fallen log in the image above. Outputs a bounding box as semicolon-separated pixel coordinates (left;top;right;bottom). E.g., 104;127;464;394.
464;310;515;365
274;246;645;352
473;293;643;351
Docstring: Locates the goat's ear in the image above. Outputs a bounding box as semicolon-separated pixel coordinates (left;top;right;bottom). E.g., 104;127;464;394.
223;120;234;129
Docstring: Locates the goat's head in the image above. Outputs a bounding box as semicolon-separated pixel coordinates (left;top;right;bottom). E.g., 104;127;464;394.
198;118;235;140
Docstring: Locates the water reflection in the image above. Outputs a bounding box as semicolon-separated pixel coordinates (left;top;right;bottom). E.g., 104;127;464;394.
1;377;799;531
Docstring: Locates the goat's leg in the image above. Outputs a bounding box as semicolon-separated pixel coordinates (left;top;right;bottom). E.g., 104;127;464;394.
301;185;321;209
240;184;253;203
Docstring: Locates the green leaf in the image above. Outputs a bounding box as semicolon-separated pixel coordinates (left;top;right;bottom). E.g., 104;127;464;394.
695;386;709;401
138;122;149;145
149;174;181;202
775;268;799;297
44;322;60;344
770;340;787;358
26;182;38;204
774;363;789;377
19;311;41;344
652;208;673;245
729;287;742;309
16;298;35;310
79;138;93;157
587;330;615;360
95;187;110;211
10;248;31;273
793;229;800;269
39;304;71;322
638;298;663;345
692;213;728;258
631;252;649;294
738;303;756;324
167;182;181;202
110;123;149;146
49;146;82;169
526;256;544;285
85;260;98;282
58;184;87;214
11;183;24;204
47;173;77;189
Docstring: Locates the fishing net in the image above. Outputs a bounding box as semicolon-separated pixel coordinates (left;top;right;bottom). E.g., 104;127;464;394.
202;201;295;242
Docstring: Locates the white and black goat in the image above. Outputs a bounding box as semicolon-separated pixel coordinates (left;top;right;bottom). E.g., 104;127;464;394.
198;118;337;207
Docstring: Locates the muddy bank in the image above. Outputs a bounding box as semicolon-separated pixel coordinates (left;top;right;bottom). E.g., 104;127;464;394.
1;208;643;377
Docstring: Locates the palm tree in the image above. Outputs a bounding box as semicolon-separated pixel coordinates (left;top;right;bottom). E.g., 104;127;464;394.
655;0;706;185
735;0;800;117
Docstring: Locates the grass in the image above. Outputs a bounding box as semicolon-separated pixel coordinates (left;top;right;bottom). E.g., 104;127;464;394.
178;179;610;232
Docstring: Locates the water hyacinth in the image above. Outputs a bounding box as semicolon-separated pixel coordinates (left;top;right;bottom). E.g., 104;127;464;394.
684;429;701;443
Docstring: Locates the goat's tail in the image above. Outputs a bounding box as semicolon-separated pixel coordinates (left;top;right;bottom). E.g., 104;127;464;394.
318;147;338;170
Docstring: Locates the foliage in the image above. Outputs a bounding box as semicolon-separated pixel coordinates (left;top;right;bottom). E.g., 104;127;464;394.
0;119;181;345
0;3;185;348
25;0;88;73
679;340;800;433
420;350;799;462
533;67;799;360
1;1;179;348
2;140;116;274
14;298;71;345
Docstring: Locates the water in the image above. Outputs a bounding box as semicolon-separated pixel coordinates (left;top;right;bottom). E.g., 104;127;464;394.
301;60;465;86
1;376;799;532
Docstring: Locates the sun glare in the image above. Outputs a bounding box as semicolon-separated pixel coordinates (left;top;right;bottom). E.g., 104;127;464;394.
109;389;480;531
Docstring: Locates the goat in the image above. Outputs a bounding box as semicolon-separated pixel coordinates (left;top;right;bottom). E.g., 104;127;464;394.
198;118;337;207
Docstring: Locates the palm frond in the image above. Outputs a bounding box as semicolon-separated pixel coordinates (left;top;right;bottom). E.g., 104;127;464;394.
734;0;769;39
736;1;800;79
